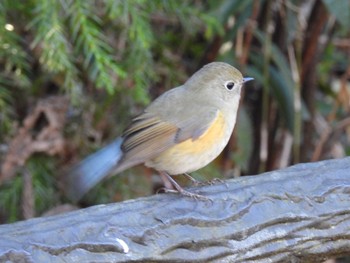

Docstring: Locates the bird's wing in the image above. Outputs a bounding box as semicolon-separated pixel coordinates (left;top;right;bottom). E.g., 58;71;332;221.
116;107;219;172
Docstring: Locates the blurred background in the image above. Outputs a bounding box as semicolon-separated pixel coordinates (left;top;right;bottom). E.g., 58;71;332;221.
0;0;349;223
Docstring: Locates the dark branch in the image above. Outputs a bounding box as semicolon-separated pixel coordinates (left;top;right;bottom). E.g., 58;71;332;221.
1;157;350;262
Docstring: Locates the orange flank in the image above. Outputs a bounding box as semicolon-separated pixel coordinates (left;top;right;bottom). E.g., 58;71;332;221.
147;111;227;174
172;111;226;154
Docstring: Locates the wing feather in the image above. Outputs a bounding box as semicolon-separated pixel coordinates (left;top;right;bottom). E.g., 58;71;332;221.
115;114;179;172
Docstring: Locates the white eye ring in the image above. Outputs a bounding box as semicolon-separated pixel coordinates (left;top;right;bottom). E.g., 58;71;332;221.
224;81;235;90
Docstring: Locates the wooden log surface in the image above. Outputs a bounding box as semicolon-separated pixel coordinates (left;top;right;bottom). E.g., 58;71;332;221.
1;157;350;262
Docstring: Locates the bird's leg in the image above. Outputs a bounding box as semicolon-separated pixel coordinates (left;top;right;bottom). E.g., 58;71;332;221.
159;172;211;201
158;171;174;190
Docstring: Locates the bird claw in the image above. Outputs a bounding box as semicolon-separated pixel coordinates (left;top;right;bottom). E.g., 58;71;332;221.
183;173;227;188
162;187;213;202
158;172;213;202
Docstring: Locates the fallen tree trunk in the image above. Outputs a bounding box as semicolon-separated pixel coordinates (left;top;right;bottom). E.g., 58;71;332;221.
1;157;350;262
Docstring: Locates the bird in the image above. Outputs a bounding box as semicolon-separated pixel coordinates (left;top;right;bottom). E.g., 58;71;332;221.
63;62;253;201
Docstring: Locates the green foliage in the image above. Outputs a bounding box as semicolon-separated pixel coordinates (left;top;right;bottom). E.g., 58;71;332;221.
214;0;254;25
0;176;22;223
0;156;59;223
1;0;220;107
30;0;79;92
28;156;60;215
68;1;126;94
104;0;221;104
0;1;31;133
322;0;350;28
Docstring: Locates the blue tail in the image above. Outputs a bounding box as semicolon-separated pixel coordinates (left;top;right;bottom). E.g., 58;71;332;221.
64;138;123;201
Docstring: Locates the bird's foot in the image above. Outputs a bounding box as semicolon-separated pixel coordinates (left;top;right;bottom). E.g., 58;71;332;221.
159;172;212;202
183;173;228;188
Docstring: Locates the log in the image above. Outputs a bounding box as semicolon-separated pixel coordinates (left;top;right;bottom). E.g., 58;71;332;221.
1;157;350;262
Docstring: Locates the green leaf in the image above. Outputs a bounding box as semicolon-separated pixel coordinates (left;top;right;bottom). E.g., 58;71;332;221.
322;0;350;28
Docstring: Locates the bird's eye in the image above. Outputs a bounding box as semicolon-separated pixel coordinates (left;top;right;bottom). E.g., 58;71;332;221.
225;81;235;90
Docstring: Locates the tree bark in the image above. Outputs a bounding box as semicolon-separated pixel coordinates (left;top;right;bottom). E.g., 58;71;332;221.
1;157;350;263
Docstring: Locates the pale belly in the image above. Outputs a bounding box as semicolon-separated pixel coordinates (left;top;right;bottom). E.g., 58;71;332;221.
145;112;233;175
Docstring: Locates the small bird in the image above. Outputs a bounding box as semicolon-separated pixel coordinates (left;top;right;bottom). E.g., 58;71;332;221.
63;62;253;201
